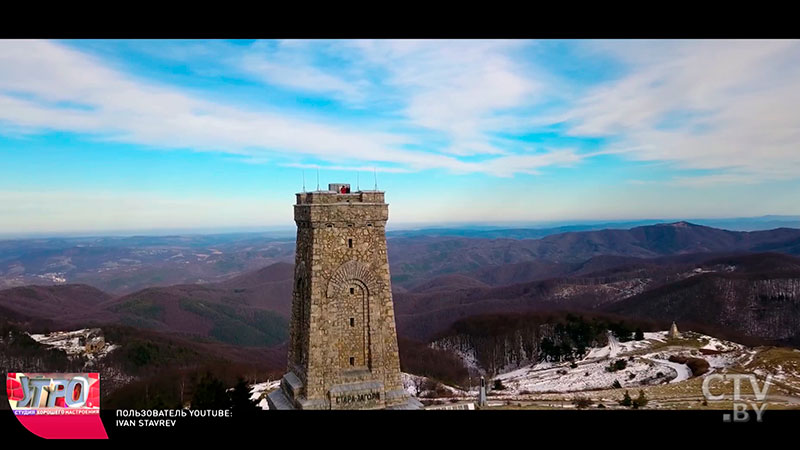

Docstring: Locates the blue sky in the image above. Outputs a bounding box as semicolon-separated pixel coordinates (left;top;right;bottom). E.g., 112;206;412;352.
1;39;800;235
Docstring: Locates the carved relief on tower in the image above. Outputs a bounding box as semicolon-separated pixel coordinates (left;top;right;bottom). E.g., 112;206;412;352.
326;260;383;371
326;260;383;299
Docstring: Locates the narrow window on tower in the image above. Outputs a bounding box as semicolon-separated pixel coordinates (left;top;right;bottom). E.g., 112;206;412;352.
350;287;355;294
348;238;353;248
349;357;355;366
350;317;355;327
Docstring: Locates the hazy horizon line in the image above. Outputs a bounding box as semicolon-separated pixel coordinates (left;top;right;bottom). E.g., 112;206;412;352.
3;214;800;241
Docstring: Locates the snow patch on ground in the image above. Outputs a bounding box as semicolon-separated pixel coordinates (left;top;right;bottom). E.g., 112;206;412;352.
27;328;116;361
585;332;664;361
495;356;673;393
401;372;469;397
485;329;754;396
741;350;758;368
585;345;610;360
249;380;281;410
402;372;424;397
617;337;656;353
400;329;793;407
701;336;745;352
705;353;740;369
643;331;667;342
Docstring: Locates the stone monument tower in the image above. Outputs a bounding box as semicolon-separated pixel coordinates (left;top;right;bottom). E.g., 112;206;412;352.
267;183;421;410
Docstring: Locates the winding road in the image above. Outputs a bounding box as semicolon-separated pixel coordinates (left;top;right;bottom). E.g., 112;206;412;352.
648;358;692;383
607;332;620;359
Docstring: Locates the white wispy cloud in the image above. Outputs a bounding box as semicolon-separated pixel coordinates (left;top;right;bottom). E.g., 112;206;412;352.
670;173;763;187
348;39;540;156
240;40;367;103
3;39;799;185
561;39;800;184
0;39;575;177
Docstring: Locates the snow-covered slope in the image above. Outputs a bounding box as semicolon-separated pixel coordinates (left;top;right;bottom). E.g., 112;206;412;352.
489;330;752;396
27;328;118;362
249;380;281;410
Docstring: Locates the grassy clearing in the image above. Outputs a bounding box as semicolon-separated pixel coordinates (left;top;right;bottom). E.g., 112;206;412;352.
749;347;800;369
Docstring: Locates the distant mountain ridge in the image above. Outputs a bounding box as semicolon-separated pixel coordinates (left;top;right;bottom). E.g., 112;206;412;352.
393;251;800;345
386;215;800;239
4;222;800;350
0;262;295;347
4;219;800;294
388;221;800;287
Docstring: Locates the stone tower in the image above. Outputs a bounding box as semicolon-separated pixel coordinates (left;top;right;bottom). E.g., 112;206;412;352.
267;183;421;410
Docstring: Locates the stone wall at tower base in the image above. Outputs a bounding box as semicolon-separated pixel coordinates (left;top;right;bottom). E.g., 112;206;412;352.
266;389;296;410
265;371;423;410
385;396;424;410
267;388;423;410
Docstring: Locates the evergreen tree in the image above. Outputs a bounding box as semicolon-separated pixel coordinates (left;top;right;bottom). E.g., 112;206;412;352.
619;390;632;407
572;396;592;409
191;373;230;409
611;321;634;342
606;359;627;372
634;328;644;341
633;390;648;409
229;377;259;416
540;338;556;361
560;342;573;361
